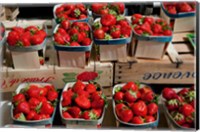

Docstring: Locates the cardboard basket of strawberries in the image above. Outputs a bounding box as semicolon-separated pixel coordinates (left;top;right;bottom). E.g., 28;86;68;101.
161;2;196;18
6;24;47;52
59;80;107;127
11;83;58;126
91;3;125;19
53;3;89;24
161;87;195;130
112;82;159;128
93;15;132;45
0;22;5;47
132;14;173;42
53;20;93;51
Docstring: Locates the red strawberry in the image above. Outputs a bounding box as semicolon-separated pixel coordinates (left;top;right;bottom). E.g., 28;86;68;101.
39;87;48;97
171;112;186;125
124;90;141;103
147;103;158;115
114;91;124;101
47;90;58;102
61;20;71;30
12;93;26;106
40;102;54;115
119;108;133;122
91;91;102;101
75;95;91;109
12;27;24;35
178;88;189;96
70;42;80;46
122;82;138;92
37;96;47;103
166;99;179;111
142;91;154;102
7;31;20;46
101;14;116;27
26;110;37;120
163;30;172;36
28;97;40;110
131;101;147;117
85;84;96;94
152;24;162;34
16;101;30;114
76;71;98;81
91;98;104;109
144;115;155;123
67;106;81;118
94;28;105;39
14;113;26;121
27;84;40;98
162;88;177;100
131;116;144;124
62;96;72;107
179;104;194;116
144;17;154;25
77;90;90;98
73;80;85;93
115;103;126;117
63;112;73;119
81;109;100;120
25;26;39;34
81;38;91;46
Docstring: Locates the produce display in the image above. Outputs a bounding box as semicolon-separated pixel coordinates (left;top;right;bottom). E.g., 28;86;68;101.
12;83;58;121
91;3;125;16
131;14;172;36
54;20;92;47
163;2;196;14
60;80;107;120
54;4;88;23
93;14;132;40
162;87;195;128
113;82;159;125
7;26;47;47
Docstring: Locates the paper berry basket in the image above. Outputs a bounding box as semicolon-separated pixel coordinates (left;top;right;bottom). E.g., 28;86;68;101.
161;88;195;130
112;83;159;129
6;24;47;52
53;4;90;24
59;82;107;128
11;83;57;126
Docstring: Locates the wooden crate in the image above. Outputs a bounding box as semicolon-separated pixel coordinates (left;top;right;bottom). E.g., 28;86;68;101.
115;32;195;85
160;8;195;33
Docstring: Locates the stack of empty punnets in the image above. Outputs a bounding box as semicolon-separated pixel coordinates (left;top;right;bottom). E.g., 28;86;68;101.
6;22;47;69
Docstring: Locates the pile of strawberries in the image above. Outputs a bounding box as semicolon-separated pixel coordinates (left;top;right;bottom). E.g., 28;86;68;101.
91;3;125;16
61;80;106;120
132;14;172;37
54;20;91;47
163;2;196;14
93;14;132;40
113;82;158;124
55;4;88;22
0;25;5;41
7;26;46;47
12;84;58;121
162;87;195;128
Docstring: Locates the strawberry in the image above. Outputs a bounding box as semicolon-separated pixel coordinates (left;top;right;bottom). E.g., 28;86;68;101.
16;101;30;114
85;84;96;94
14;113;26;121
25;26;39;34
147;103;158;116
185;90;195;103
162;88;177;100
124;90;141;103
152;24;162;34
171;112;186;125
12;27;24;35
91;91;102;101
91;98;104;109
70;42;80;46
144;115;155;123
61;20;71;30
81;38;91;46
179;104;194;116
122;82;138;92
131;101;147;117
119;108;133;122
67;106;81;118
63;112;73;119
73;80;85;93
62;96;72;107
28;97;40;110
47;90;58;102
101;14;116;27
37;96;47;103
76;72;98;81
114;91;124;102
12;93;26;106
75;95;91;109
81;109;100;120
178;88;189;96
163;30;172;36
131;116;144;124
115;103;126;117
144;17;154;25
40;102;54;115
26;110;37;120
166;99;179;111
141;91;154;102
77;90;90;98
7;31;20;46
39;87;48;97
27;84;40;98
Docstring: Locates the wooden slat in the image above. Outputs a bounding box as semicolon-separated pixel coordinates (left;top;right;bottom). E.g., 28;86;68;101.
167;42;182;63
172;32;193;42
173;43;194;53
